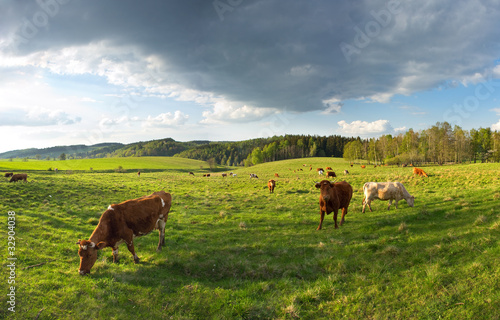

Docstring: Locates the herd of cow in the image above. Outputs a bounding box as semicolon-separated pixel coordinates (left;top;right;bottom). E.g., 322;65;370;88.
3;165;427;275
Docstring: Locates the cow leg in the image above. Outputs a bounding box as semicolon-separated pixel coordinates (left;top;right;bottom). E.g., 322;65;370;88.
362;199;366;213
340;207;347;226
388;200;392;210
366;200;373;212
333;210;339;229
395;200;399;209
317;211;325;230
122;230;139;263
157;219;166;252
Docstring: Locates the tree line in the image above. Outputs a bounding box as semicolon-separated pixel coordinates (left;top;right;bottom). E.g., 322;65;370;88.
342;122;500;165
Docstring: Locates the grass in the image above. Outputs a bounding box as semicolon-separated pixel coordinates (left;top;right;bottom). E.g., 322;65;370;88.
0;157;499;319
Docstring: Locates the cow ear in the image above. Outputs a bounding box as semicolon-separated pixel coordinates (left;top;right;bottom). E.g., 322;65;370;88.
76;240;81;245
314;182;321;188
96;242;107;250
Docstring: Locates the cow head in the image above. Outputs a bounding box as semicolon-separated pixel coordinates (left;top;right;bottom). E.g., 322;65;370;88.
77;239;106;275
315;180;336;201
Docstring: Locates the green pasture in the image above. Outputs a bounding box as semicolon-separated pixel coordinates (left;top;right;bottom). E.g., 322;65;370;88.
0;157;499;319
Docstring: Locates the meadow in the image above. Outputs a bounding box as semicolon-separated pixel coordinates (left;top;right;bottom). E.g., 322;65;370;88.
0;157;499;319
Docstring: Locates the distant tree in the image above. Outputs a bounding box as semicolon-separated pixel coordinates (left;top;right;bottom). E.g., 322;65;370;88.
59;153;66;160
35;154;42;160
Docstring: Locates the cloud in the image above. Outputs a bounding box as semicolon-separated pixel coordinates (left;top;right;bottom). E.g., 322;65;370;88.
492;119;500;131
201;103;277;124
0;107;81;127
491;108;500;116
337;119;393;135
144;111;189;127
394;126;407;132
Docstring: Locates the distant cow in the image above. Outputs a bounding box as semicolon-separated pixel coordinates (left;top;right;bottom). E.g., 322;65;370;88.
318;170;324;176
315;180;353;230
309;167;313;171
188;172;194;176
361;165;366;169
362;182;414;213
250;173;258;178
413;167;428;177
9;173;27;183
137;171;141;177
326;171;336;178
203;174;211;177
402;164;407;167
77;191;172;275
316;168;324;172
350;164;353;167
222;173;227;177
344;170;349;175
4;172;13;178
274;173;279;178
326;167;332;170
268;179;276;193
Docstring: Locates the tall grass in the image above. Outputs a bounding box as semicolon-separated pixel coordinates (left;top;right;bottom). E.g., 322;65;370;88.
0;158;499;319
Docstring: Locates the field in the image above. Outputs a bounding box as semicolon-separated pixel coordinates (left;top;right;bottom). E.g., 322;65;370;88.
1;157;499;319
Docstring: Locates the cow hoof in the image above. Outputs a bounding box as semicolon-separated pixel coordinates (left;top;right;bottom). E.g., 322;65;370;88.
156;247;162;252
134;258;140;264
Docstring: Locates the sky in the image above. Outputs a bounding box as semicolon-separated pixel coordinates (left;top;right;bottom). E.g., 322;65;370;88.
1;0;500;153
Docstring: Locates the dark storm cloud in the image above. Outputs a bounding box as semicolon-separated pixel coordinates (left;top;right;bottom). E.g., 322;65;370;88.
3;0;500;114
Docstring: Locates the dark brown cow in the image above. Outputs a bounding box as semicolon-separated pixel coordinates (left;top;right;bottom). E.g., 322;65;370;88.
326;171;336;178
413;167;428;177
188;172;194;176
268;179;276;193
9;173;27;182
315;180;353;230
137;171;141;177
77;191;172;275
222;173;227;177
4;172;13;177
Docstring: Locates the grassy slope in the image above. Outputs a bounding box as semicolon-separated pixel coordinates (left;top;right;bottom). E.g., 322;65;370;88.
0;157;499;319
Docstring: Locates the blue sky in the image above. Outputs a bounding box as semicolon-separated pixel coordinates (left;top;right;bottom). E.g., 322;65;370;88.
1;0;500;153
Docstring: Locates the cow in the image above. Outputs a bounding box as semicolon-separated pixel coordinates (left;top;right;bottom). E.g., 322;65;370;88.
268;179;276;193
137;171;141;177
309;167;313;171
203;174;211;177
318;170;324;176
316;168;324;172
222;173;227;177
250;173;258;178
402;164;407;167
274;173;279;178
326;167;333;170
344;170;349;175
188;172;194;176
350;164;353;167
361;165;366;169
4;172;13;178
413;167;428;177
326;171;336;178
77;191;172;275
362;182;414;213
9;173;27;183
315;180;353;230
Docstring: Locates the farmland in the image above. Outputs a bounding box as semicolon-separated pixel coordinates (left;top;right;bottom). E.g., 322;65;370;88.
1;157;499;319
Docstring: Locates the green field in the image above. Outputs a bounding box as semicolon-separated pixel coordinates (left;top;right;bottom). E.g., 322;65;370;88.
1;157;499;319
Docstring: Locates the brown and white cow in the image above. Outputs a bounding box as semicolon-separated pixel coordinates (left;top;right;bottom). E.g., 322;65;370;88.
413;167;428;177
344;170;349;175
326;171;336;178
314;180;353;230
77;191;172;275
9;173;27;182
268;179;276;193
362;182;414;213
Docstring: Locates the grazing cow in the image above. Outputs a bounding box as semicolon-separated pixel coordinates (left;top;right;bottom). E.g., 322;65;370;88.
344;170;349;175
413;167;428;177
188;172;194;176
222;173;227;177
361;165;366;169
374;165;377;168
268;179;276;193
274;173;279;178
204;173;211;177
362;182;414;213
137;171;141;177
9;173;27;183
232;173;237;177
350;164;353;167
318;170;324;176
326;167;333;170
77;191;172;275
309;167;313;171
316;168;324;172
315;180;353;230
4;172;13;178
326;171;336;178
402;164;407;167
250;173;258;178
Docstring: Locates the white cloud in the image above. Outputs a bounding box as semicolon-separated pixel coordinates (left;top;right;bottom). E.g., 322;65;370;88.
321;98;343;115
144;111;189;127
201;102;277;124
394;126;407;132
490;108;500;115
0;107;81;127
337;119;393;136
492;119;500;131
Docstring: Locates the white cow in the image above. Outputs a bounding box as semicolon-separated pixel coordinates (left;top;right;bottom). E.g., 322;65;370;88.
362;182;414;213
